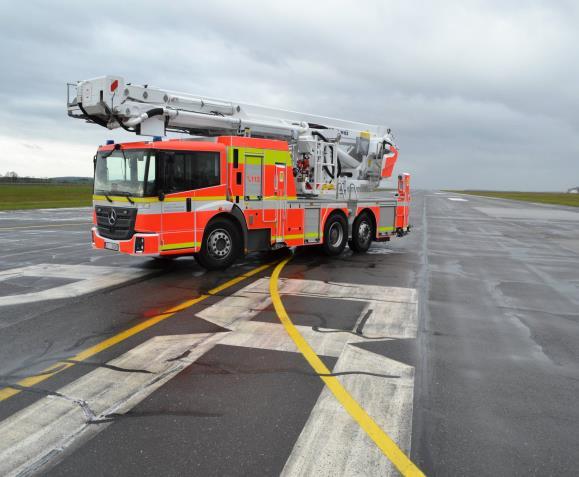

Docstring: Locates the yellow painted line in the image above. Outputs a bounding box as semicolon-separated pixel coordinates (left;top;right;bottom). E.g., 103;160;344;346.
269;257;425;477
0;261;275;403
0;223;90;231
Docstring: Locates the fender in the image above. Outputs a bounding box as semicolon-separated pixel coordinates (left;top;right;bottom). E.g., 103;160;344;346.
229;205;249;254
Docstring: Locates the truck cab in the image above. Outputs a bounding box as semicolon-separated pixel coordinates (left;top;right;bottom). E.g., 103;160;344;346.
93;138;225;260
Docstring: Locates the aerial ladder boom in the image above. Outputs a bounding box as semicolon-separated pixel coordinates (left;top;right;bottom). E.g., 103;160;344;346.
67;75;399;193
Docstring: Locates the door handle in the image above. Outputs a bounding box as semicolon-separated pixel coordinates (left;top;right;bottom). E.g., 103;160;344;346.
186;197;192;212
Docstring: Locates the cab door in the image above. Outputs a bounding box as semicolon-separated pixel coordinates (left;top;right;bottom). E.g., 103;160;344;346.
160;151;196;251
274;164;287;241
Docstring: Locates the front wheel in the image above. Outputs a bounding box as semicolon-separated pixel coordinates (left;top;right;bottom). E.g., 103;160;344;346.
349;212;373;253
195;218;241;270
322;213;348;256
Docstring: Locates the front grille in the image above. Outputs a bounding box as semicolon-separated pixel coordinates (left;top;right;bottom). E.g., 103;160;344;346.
95;206;137;240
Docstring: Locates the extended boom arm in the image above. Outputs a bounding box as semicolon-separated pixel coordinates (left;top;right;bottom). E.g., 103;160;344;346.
67;75;400;193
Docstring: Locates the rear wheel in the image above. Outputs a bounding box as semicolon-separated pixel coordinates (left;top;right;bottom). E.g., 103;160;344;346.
195;218;241;270
322;213;348;256
349;212;373;253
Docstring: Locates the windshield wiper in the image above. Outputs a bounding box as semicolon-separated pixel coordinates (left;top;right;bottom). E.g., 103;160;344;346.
115;148;136;205
115;191;135;204
104;194;113;203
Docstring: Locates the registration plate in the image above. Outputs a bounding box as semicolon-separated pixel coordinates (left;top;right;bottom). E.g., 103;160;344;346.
104;241;119;251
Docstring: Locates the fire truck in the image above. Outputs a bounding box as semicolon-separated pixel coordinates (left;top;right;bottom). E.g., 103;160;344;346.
67;76;410;270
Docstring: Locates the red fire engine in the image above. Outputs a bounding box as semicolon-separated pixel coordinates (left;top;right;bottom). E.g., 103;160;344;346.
68;76;410;269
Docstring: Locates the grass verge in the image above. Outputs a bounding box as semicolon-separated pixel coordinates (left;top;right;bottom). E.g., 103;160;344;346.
0;184;93;210
447;190;579;207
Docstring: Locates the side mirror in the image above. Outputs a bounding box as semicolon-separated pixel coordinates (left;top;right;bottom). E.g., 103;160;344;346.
158;191;165;201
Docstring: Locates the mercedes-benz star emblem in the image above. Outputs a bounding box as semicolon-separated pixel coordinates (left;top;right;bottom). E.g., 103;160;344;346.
108;209;117;225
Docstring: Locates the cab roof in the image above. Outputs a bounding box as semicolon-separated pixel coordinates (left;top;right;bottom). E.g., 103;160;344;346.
98;136;289;152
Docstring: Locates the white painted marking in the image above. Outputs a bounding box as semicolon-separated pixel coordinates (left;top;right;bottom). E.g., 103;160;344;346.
220;320;367;358
476;206;579;221
366;247;395;255
279;280;418;477
197;277;417;343
0;208;91;221
282;346;414;476
0;264;150;307
448;197;468;201
198;277;419;476
0;333;223;477
0;243;87;259
0;277;418;476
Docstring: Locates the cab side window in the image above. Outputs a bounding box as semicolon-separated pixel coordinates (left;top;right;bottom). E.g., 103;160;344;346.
190;152;220;189
161;151;220;193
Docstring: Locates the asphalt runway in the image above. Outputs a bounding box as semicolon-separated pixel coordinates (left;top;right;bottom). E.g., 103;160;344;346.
0;191;578;476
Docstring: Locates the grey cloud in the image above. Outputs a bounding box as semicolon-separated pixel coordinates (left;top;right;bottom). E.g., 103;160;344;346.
0;0;578;188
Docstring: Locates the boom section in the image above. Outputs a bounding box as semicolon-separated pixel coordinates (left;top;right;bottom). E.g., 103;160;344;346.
67;75;389;144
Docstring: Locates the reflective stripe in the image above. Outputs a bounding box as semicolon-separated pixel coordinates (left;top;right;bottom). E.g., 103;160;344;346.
92;195;225;203
273;234;303;240
272;232;321;241
159;241;199;251
262;196;297;201
378;226;395;232
92;195;158;203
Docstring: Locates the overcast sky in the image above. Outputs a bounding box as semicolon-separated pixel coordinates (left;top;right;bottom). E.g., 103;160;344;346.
1;0;578;190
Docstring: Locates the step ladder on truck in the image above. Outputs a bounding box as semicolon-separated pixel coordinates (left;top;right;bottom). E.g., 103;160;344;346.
66;75;411;270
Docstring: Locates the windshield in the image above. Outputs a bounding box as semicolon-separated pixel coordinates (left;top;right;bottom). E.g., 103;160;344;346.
94;150;156;197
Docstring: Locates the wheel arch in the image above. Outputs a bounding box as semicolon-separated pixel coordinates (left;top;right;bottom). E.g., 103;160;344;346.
321;208;348;256
204;206;247;254
323;207;349;228
322;208;349;240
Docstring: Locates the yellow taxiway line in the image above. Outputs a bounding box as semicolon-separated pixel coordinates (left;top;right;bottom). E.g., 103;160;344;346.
0;261;274;402
269;256;425;477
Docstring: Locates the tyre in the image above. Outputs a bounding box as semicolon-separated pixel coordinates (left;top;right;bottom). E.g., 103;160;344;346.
349;212;373;253
195;218;241;270
322;213;348;256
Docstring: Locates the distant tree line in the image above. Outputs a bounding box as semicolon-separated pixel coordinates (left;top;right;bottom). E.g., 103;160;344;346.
0;172;93;184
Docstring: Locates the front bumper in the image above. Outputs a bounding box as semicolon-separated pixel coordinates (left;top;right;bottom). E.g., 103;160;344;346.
91;227;161;255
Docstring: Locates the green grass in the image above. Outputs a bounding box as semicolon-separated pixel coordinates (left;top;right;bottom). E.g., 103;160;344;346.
448;190;579;207
0;184;93;210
